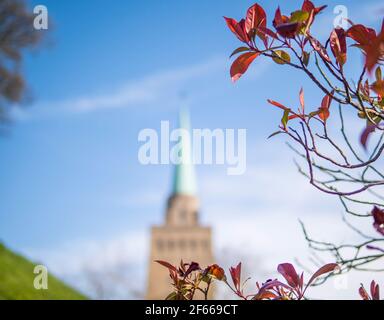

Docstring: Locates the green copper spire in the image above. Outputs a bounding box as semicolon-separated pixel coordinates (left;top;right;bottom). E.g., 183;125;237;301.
172;107;197;196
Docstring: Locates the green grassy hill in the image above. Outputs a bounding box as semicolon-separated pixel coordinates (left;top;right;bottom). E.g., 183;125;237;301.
0;243;87;300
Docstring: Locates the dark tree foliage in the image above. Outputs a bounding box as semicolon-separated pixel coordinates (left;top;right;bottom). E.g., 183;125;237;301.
0;0;43;124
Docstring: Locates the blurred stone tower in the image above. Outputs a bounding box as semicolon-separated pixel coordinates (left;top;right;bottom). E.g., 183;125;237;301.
146;108;214;299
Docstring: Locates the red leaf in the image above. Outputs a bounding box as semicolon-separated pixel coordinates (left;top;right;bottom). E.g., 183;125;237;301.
302;0;327;15
230;52;259;82
315;5;327;15
299;87;305;114
229;262;242;291
307;263;338;287
300;272;304;289
155;260;177;272
309;36;331;62
224;17;240;39
267;99;289;110
318;91;334;122
360;125;375;150
372;206;384;236
365;29;384;73
245;3;267;47
330;28;347;66
238;19;251;43
245;3;267;34
359;281;381;300
224;17;249;43
273;7;299;39
302;0;315;13
359;285;370;300
370;280;380;300
276;22;300;39
318;108;330;121
277;263;299;288
273;7;284;28
288;114;300;120
346;24;376;46
321;91;332;108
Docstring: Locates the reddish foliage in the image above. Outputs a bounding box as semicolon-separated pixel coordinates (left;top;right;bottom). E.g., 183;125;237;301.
245;4;267;47
302;0;327;16
230;52;259;82
277;263;300;288
330;28;347;66
317;91;334;122
309;36;331;62
275;21;300;39
346;22;384;72
365;30;384;73
299;87;305;115
229;262;242;293
157;260;339;300
224;0;383;131
245;4;266;33
347;24;377;46
359;281;381;300
372;206;384;236
224;17;250;44
205;264;226;280
220;0;384;301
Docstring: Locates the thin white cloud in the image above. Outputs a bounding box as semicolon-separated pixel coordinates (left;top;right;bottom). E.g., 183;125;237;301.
11;57;229;121
69;57;226;113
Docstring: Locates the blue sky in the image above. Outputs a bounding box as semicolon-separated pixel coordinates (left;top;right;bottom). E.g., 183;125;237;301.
0;0;383;298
